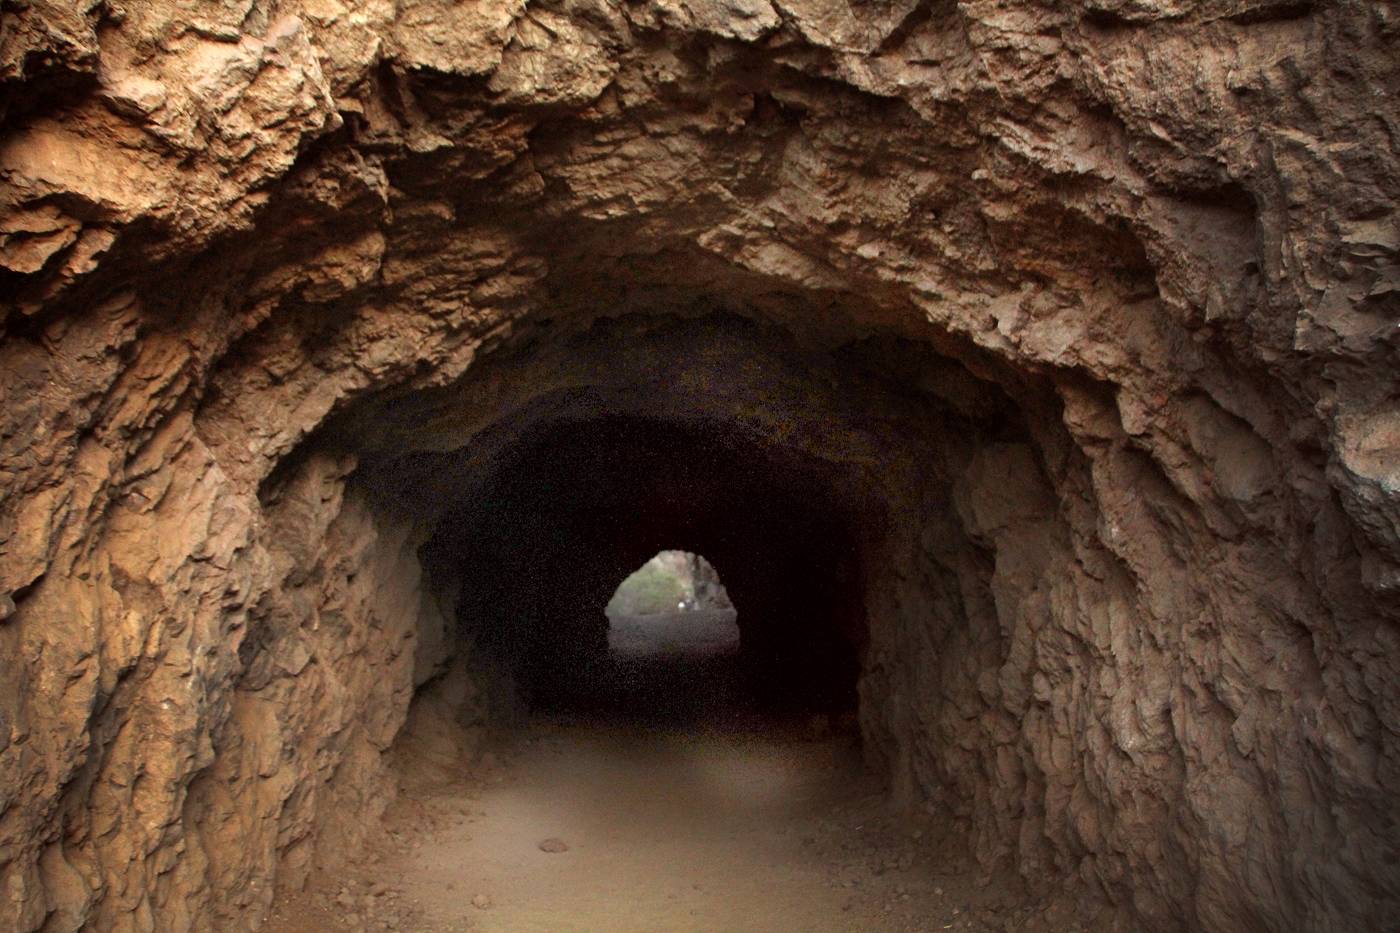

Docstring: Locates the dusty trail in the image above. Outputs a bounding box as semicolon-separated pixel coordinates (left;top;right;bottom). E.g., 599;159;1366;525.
267;716;1111;933
406;722;884;931
266;641;1114;933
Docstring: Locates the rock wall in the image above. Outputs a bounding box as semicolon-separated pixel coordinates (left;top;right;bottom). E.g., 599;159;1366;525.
1;1;1397;931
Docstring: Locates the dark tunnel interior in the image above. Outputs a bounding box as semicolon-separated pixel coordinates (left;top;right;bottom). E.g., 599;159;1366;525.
417;415;878;723
322;313;1027;742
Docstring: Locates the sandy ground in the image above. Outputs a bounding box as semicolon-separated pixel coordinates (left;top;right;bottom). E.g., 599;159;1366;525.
265;635;1119;933
266;715;1116;933
396;722;896;932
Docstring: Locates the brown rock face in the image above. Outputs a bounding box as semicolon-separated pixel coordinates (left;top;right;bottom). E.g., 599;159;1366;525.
1;1;1396;930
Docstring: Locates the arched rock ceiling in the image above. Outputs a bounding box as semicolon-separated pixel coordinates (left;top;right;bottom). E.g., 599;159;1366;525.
3;0;1396;597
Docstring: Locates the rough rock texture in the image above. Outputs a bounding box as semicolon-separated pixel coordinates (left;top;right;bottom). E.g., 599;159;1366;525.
1;1;1397;931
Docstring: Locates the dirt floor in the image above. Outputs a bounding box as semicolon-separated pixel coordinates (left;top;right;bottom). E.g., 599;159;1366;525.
265;713;1118;933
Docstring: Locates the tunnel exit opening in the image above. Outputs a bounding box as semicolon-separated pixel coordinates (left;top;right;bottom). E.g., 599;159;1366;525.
605;550;739;658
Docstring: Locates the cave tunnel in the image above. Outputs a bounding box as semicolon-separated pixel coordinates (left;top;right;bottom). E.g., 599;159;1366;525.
234;308;1184;930
2;4;1398;931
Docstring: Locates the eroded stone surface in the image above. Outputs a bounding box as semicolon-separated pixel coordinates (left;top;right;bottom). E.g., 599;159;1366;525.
0;1;1397;930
